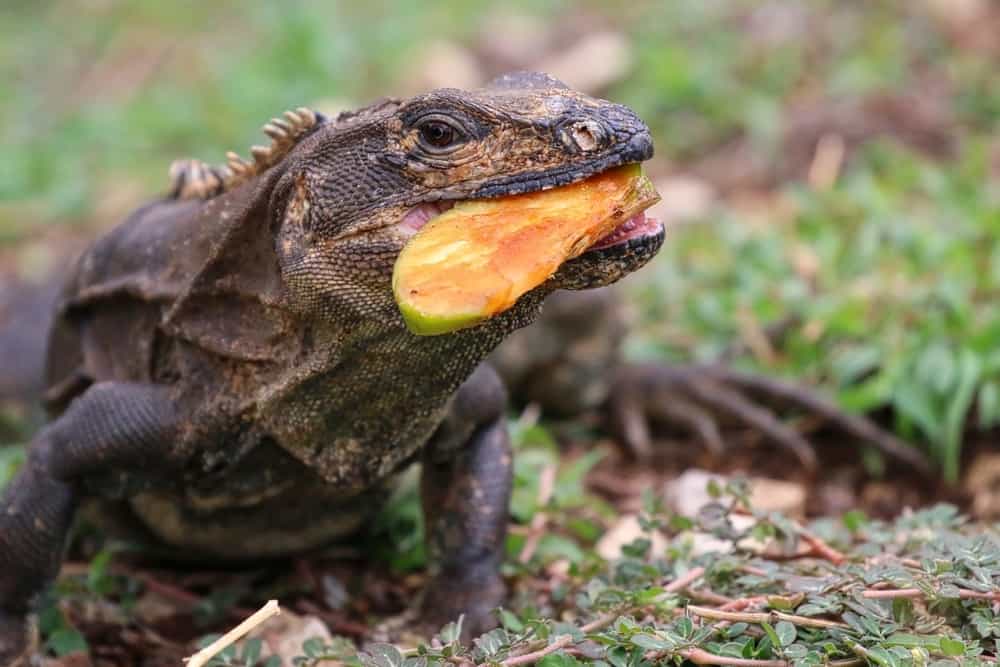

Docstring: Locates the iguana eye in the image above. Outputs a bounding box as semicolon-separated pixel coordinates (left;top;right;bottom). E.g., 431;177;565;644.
420;122;454;146
416;118;464;151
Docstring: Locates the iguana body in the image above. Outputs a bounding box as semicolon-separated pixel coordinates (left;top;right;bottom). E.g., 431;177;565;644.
0;72;663;663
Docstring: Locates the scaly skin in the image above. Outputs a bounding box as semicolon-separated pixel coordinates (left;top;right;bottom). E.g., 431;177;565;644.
0;71;663;662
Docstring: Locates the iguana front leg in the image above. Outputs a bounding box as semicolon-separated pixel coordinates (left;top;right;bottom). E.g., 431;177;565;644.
419;364;511;638
0;382;178;665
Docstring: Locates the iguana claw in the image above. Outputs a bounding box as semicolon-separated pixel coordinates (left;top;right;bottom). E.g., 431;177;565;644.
0;612;33;667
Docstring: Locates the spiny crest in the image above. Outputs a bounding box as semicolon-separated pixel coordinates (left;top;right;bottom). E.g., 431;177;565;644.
168;107;325;200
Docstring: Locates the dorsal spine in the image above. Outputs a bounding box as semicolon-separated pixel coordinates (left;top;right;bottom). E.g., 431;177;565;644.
168;107;325;200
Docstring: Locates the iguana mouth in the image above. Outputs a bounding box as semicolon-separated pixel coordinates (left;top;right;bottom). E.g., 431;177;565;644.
398;201;457;235
390;162;662;335
398;197;662;252
586;210;661;250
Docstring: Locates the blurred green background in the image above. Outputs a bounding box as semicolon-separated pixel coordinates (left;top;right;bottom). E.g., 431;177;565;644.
1;0;999;482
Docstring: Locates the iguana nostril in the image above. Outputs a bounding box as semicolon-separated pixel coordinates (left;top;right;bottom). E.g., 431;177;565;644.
571;123;598;151
559;119;604;153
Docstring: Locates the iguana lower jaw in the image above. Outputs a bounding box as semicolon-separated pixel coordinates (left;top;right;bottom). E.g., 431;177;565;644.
550;211;665;291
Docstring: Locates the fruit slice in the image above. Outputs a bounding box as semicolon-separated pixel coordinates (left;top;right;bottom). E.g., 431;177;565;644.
393;164;660;335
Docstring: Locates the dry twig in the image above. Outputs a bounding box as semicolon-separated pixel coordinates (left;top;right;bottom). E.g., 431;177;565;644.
501;636;575;667
184;600;281;667
862;587;1000;601
796;526;847;565
687;605;848;629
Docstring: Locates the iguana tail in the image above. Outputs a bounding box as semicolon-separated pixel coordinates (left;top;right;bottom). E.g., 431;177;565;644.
0;276;62;403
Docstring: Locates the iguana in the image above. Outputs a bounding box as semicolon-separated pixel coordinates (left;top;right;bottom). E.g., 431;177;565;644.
0;72;665;663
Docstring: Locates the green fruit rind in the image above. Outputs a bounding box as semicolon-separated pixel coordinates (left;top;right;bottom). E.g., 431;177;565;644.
396;299;484;336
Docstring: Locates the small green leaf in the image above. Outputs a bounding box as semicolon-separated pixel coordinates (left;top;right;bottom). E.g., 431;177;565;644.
977;379;1000;428
86;549;117;595
242;637;262;664
605;645;630;667
302;637;325;658
475;628;509;659
775;621;797;648
0;446;25;491
198;634;224;649
536;534;586;563
438;617;463;644
538;652;582;667
363;642;404;667
939;637;965;657
842;509;869;533
891;598;914;625
784;643;808;659
47;628;88;657
498;608;524;633
761;622;782;650
621;537;651;558
630;633;672;651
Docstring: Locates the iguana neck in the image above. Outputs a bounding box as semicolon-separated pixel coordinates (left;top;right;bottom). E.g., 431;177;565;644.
249;290;545;487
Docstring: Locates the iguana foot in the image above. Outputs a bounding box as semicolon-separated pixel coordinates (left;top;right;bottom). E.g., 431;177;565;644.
0;611;34;667
368;569;503;643
608;362;932;476
419;566;505;640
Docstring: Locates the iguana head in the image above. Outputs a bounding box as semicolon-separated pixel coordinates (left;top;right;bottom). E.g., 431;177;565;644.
172;72;663;328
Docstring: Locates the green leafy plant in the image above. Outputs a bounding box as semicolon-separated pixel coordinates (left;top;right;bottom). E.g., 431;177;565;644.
194;635;281;667
313;483;1000;667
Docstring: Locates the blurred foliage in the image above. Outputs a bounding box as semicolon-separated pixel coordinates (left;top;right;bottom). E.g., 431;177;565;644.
0;1;561;226
628;140;1000;482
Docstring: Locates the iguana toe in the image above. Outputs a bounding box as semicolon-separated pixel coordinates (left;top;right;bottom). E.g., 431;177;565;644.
0;612;35;667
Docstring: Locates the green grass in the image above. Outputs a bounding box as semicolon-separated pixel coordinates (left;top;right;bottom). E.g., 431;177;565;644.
335;483;1000;667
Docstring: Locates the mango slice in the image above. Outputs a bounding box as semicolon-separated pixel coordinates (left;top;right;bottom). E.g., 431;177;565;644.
392;164;660;336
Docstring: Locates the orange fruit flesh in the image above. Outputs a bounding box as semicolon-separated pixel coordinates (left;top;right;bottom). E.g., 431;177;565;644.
393;164;660;335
